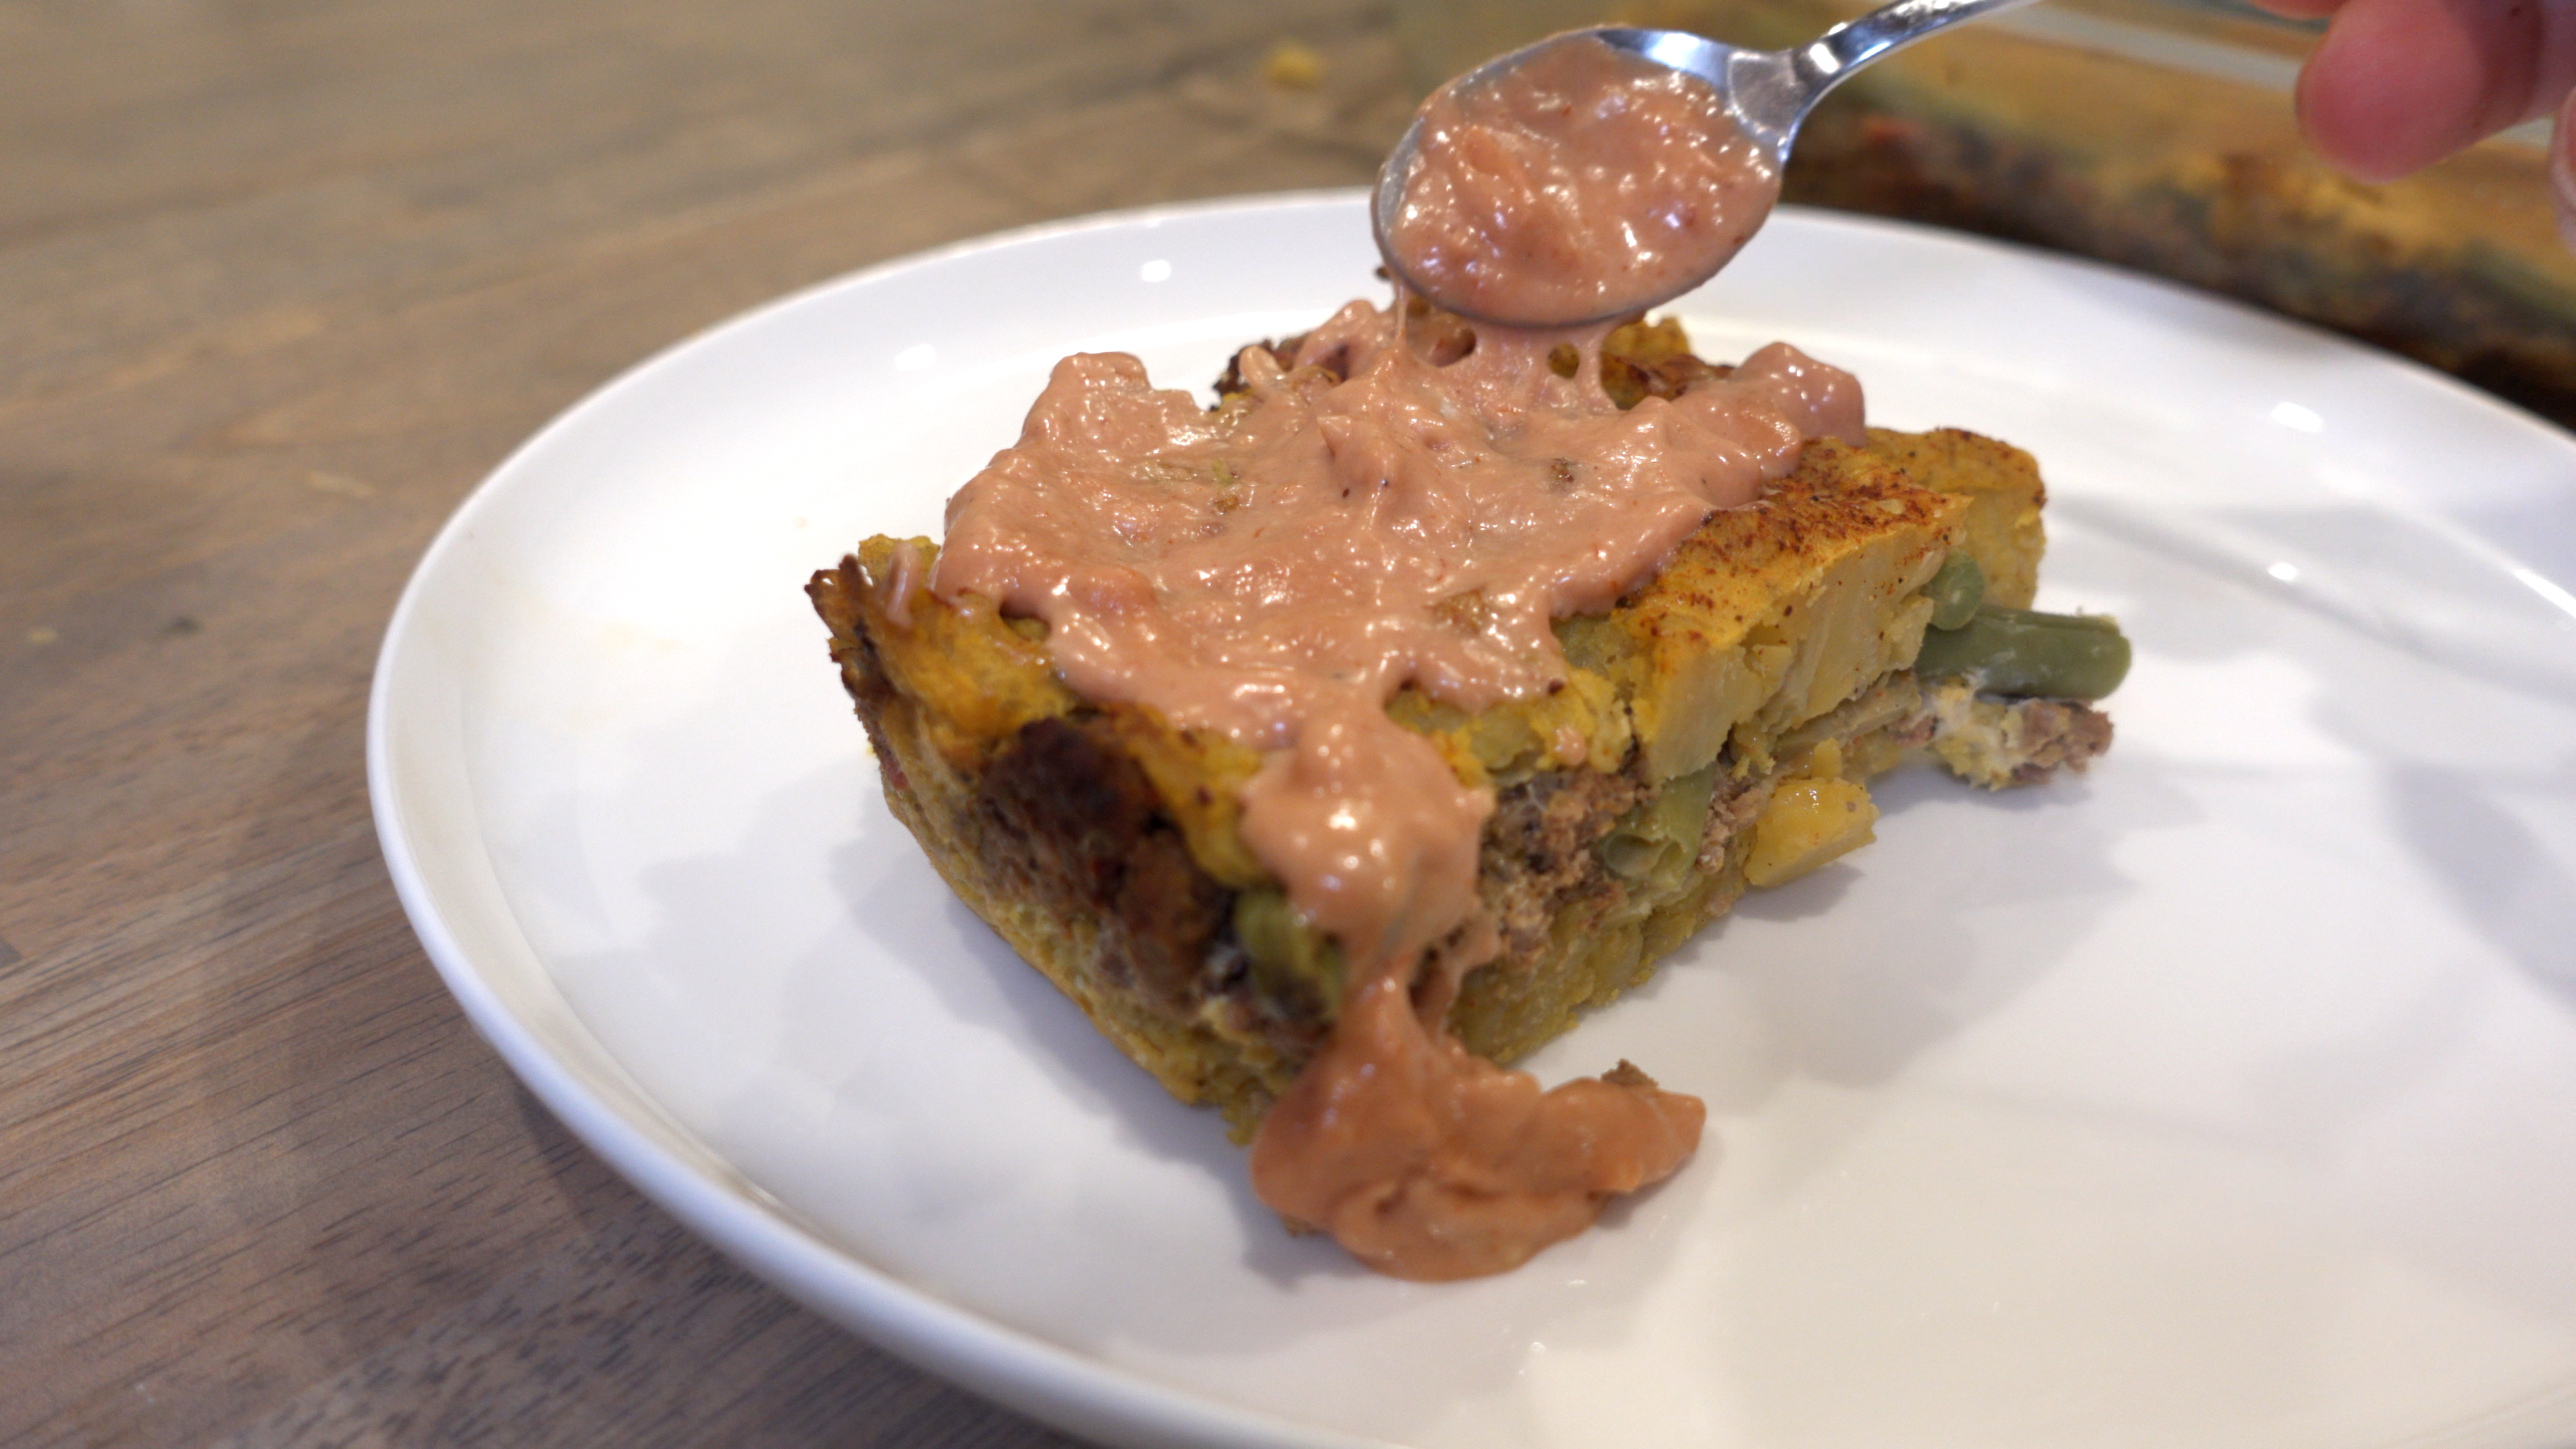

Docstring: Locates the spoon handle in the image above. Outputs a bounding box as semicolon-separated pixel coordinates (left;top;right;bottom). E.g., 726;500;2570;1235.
1792;0;2040;103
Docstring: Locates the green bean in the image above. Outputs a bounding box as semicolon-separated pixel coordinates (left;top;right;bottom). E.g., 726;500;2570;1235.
1598;759;1717;887
1232;886;1344;1000
1924;550;1986;630
1914;604;2131;700
1599;833;1675;881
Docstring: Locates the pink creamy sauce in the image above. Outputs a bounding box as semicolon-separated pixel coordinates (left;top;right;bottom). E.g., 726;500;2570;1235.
933;299;1862;1279
1382;36;1782;326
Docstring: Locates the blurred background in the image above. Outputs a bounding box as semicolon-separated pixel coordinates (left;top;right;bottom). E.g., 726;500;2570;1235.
4;2;2568;1446
1409;0;2576;426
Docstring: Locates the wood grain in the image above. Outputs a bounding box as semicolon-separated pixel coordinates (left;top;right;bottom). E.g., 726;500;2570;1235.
0;2;1407;1443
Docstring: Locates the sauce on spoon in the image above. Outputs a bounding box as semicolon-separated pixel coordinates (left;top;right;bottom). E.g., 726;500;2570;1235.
1381;34;1782;326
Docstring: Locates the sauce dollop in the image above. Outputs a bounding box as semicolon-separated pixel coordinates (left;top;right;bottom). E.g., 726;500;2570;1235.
1381;36;1782;326
934;300;1862;1277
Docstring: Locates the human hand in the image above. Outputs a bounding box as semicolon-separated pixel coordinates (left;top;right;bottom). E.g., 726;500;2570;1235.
2253;0;2576;243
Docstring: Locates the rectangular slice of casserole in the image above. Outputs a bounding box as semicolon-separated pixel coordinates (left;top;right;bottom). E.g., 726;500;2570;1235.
808;324;2116;1136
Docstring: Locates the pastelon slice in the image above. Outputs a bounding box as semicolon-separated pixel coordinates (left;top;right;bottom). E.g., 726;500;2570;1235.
808;340;2123;1136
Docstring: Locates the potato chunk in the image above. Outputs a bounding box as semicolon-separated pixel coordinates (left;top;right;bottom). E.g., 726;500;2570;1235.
1743;775;1880;887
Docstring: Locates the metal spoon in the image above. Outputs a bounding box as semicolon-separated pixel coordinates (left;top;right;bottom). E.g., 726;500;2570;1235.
1374;0;2039;324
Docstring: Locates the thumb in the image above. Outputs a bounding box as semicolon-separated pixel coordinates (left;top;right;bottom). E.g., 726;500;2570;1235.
2298;0;2576;179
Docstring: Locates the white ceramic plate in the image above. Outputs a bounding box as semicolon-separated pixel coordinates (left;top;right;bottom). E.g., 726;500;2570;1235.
370;193;2576;1449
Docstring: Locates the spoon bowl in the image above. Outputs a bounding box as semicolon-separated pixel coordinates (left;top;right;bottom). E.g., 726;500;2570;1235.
1375;0;2041;326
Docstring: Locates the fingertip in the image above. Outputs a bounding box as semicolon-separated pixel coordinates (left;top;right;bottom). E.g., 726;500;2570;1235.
2294;0;2498;180
2294;25;2406;179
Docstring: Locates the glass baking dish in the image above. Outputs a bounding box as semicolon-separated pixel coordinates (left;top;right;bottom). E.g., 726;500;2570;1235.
1395;0;2576;429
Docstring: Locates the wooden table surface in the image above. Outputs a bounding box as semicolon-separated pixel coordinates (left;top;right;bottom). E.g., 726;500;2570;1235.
0;2;1411;1442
